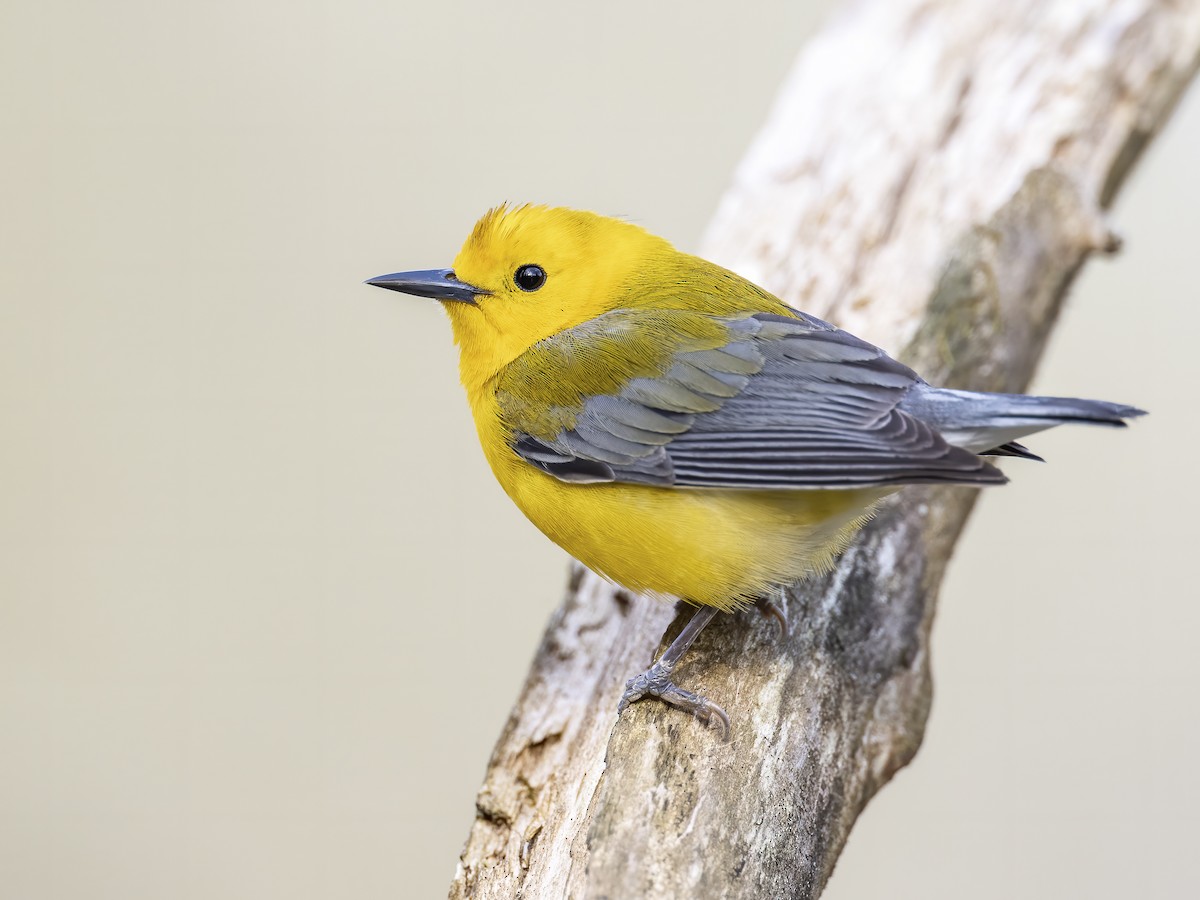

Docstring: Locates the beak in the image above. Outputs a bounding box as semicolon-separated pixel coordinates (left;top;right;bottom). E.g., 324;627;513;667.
364;268;487;304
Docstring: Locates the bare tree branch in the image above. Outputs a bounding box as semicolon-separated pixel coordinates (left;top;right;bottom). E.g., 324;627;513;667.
450;2;1200;897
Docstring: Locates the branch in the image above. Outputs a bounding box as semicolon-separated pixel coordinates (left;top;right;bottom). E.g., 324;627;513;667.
450;2;1200;897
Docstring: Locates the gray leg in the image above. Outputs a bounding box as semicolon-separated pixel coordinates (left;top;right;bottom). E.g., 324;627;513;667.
618;605;730;738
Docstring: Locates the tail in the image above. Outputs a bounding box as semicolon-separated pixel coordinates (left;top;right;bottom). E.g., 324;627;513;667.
900;386;1146;456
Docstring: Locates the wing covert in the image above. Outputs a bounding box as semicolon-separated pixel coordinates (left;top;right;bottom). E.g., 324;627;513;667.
498;310;1005;489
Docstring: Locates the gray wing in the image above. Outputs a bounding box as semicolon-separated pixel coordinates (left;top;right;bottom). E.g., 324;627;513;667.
509;312;1006;489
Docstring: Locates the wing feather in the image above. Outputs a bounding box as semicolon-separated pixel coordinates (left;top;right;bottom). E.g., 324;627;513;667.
498;309;1005;489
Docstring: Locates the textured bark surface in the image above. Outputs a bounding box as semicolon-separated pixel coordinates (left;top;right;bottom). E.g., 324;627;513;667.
450;2;1200;898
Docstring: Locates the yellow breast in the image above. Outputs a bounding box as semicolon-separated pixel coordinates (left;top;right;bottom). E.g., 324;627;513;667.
470;393;888;610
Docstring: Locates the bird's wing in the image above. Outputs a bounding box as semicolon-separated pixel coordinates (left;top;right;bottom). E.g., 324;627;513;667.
496;309;1005;489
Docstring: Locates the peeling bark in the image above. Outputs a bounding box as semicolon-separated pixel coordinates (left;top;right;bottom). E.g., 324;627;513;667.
450;2;1200;898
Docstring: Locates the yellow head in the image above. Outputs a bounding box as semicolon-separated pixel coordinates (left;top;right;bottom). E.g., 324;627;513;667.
367;205;674;389
366;204;792;393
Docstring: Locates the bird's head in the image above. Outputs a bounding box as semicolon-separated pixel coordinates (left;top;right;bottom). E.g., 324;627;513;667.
367;204;674;388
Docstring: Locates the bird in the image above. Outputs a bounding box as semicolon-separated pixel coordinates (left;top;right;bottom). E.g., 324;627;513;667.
366;204;1144;735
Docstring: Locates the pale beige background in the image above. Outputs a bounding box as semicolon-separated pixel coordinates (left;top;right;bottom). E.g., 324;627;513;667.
1;1;1197;898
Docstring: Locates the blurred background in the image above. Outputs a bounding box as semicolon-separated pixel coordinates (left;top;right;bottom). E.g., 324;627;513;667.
2;1;1196;898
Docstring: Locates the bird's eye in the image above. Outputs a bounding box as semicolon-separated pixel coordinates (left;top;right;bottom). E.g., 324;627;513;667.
514;264;547;292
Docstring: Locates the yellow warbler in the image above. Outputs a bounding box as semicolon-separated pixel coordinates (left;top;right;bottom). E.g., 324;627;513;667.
367;204;1142;732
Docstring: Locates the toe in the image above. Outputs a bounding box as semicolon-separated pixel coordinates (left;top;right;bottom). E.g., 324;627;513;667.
755;594;790;638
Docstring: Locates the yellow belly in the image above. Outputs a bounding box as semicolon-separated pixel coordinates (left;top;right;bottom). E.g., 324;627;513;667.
481;426;889;610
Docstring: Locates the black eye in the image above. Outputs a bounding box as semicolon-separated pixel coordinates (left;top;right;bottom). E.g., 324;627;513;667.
514;264;546;292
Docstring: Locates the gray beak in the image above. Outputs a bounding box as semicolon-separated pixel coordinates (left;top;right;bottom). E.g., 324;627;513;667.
364;268;487;303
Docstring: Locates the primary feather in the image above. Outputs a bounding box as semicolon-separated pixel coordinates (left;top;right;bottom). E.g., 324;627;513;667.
501;310;1006;489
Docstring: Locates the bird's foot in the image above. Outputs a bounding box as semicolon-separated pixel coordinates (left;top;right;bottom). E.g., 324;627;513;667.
618;661;730;739
754;593;790;638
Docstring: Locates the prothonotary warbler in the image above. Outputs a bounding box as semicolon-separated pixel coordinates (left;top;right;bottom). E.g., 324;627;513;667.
367;204;1143;734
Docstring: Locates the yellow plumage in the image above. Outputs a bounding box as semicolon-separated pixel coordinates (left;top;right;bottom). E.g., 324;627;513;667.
366;203;1142;726
473;387;886;610
437;205;879;609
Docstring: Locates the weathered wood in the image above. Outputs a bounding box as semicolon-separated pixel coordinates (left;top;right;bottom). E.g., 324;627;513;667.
450;2;1200;898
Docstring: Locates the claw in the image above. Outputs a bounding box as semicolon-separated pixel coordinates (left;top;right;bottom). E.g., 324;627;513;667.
619;662;730;740
755;593;790;638
668;687;729;738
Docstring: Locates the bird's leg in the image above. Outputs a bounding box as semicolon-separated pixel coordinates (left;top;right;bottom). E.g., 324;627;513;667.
754;589;790;638
618;604;729;738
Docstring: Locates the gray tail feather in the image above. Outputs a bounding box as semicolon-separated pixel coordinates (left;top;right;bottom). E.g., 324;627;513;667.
901;386;1147;456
